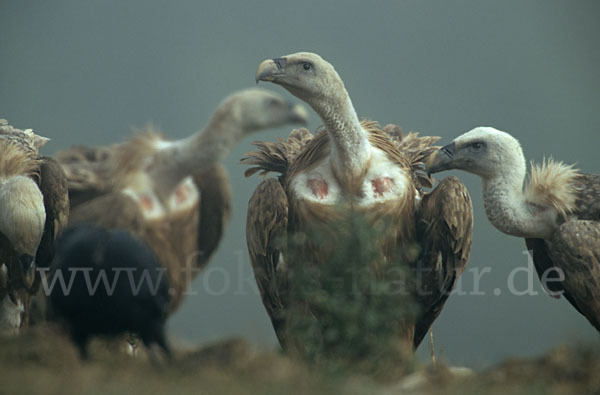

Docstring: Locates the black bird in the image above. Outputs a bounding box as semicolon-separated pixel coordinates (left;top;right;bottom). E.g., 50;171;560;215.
49;225;171;359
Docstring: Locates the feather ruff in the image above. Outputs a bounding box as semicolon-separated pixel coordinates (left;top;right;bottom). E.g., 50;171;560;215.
525;158;580;219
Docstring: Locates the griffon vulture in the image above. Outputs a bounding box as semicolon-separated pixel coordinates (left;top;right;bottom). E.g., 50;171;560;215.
50;224;171;359
57;89;307;312
0;119;69;335
244;52;473;350
427;126;600;330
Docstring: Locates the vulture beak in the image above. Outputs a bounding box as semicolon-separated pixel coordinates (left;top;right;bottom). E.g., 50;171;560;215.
289;103;309;125
19;255;36;291
426;142;456;176
256;57;286;83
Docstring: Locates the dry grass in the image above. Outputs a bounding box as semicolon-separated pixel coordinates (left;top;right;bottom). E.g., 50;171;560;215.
1;325;599;395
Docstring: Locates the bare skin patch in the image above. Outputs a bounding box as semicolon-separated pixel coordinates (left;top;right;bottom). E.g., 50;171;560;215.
292;147;413;207
307;178;329;199
168;176;199;212
140;194;155;211
122;176;199;220
175;184;188;204
371;177;394;197
122;188;165;219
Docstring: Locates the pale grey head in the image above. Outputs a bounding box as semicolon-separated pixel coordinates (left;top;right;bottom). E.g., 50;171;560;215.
219;88;308;133
427;126;526;179
255;52;348;110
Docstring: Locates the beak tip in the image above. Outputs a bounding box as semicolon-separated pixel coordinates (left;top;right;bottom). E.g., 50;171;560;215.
425;145;457;175
256;59;281;85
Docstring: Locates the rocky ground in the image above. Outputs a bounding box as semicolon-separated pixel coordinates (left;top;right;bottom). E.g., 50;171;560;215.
1;325;599;395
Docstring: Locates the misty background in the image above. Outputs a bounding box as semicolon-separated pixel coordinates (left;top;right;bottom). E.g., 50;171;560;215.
1;1;598;368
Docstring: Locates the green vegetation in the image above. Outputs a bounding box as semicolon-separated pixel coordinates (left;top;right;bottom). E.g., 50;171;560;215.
284;213;418;379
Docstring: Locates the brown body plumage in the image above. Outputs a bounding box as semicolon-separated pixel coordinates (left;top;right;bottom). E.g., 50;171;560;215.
245;123;473;349
525;172;600;330
246;52;473;351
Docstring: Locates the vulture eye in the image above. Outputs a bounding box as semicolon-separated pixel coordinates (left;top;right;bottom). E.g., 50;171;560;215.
469;142;484;151
302;62;313;71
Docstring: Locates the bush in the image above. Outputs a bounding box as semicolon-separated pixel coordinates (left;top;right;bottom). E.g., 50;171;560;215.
284;212;418;379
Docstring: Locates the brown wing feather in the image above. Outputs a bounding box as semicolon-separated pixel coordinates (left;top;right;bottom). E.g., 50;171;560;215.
56;144;118;208
192;164;232;269
546;220;600;331
525;172;600;305
383;123;440;192
68;192;146;238
573;173;600;220
524;238;565;298
242;127;313;177
246;178;289;346
35;157;70;269
412;176;473;349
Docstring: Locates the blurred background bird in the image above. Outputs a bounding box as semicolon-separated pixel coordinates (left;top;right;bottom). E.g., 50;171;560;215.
55;88;307;314
49;224;171;360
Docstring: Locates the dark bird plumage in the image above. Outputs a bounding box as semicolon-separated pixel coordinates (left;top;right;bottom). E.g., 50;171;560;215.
49;225;171;359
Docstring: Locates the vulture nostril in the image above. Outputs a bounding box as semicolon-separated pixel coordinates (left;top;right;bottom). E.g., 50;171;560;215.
273;57;286;70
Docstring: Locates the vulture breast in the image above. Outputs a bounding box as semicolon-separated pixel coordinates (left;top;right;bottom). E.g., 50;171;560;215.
291;147;413;206
121;175;200;220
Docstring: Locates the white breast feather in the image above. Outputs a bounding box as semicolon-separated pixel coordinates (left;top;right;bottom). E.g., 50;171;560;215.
357;147;411;207
292;147;412;206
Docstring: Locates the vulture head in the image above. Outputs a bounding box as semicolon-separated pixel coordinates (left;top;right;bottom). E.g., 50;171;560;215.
256;52;347;111
427;126;526;179
427;126;581;240
224;88;308;133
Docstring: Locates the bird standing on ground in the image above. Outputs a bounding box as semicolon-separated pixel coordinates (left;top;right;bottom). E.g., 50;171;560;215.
49;224;171;359
57;89;307;312
244;52;473;352
0;119;69;335
427;126;600;330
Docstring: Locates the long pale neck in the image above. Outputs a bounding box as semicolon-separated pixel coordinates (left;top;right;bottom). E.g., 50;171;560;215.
149;110;242;197
482;166;556;240
178;111;242;174
312;92;371;184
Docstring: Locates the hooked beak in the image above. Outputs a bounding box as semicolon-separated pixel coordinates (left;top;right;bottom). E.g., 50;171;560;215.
426;142;456;176
256;57;286;83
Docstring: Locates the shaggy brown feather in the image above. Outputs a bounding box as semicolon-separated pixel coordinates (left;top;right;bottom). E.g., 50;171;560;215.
0;141;42;181
113;127;163;188
243;121;439;192
245;121;471;351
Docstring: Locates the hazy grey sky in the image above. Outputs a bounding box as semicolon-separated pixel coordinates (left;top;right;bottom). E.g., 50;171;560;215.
1;0;598;368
